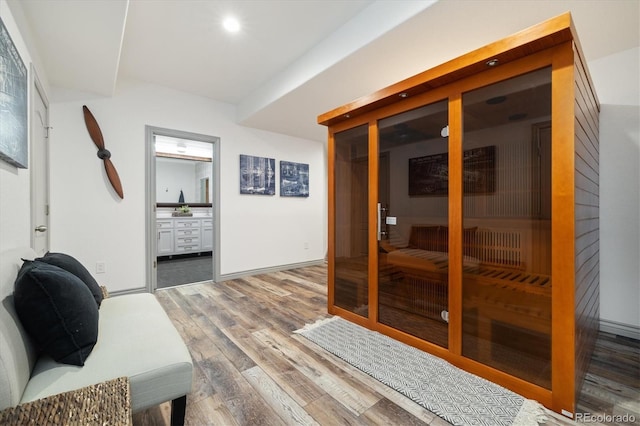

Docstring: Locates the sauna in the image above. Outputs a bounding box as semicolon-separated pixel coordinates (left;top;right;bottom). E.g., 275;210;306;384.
318;13;599;417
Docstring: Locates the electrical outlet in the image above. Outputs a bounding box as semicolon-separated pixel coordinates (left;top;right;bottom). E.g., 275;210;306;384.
96;262;106;274
304;242;309;249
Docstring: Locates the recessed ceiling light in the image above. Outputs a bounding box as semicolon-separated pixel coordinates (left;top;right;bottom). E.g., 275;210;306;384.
508;113;528;121
222;16;240;33
486;95;507;105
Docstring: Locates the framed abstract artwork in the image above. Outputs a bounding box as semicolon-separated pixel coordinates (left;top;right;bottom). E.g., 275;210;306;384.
239;154;276;195
0;17;28;168
280;161;309;197
409;145;495;196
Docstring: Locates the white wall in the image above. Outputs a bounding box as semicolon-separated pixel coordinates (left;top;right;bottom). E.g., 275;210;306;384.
598;104;640;330
49;80;327;292
0;1;32;252
590;47;640;332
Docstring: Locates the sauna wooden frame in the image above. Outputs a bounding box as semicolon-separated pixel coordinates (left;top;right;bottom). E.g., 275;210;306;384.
319;13;600;416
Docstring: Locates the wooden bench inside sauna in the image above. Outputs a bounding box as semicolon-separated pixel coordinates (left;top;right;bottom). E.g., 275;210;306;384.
380;225;551;333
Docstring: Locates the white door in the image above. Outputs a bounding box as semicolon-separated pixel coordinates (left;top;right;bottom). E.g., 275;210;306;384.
31;78;49;256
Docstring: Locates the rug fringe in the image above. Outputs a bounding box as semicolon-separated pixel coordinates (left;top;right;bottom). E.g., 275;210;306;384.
512;399;548;426
294;316;337;334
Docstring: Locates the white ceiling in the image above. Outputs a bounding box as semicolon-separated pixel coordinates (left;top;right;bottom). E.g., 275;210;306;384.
14;0;640;143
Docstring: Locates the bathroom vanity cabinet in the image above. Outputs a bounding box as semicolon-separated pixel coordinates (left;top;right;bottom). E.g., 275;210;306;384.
156;216;213;257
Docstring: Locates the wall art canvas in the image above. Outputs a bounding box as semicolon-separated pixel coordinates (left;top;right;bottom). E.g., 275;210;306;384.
240;154;276;195
280;161;309;197
409;145;495;196
0;17;28;168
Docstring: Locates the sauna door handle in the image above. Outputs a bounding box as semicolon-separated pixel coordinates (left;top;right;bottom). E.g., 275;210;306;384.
377;203;387;241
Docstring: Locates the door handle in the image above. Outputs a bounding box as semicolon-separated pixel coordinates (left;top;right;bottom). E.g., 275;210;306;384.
35;225;48;233
377;203;387;241
377;203;381;241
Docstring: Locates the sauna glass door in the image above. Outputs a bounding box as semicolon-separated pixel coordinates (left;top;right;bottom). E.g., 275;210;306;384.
461;68;552;388
377;100;450;348
333;125;370;315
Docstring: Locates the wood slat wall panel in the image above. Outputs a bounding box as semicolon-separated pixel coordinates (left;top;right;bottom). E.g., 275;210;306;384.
575;217;598;236
575;237;599;268
575;255;599;313
575;285;599;335
574;301;600;400
574;61;600;136
575;227;598;251
576;132;600;183
575;193;599;213
574;206;599;223
575;123;599;176
575;123;599;175
575;171;599;199
575;110;599;163
572;42;600;406
575;261;599;321
574;82;599;147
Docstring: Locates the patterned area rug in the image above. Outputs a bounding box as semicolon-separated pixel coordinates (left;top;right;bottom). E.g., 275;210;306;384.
295;316;547;426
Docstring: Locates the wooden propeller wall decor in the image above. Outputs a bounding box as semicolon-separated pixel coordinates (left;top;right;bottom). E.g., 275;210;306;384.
82;105;124;199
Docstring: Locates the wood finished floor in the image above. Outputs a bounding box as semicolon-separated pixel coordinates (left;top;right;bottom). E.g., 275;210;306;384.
133;264;639;426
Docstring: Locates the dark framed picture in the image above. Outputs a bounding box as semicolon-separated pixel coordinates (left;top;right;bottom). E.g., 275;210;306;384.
0;17;28;169
280;161;309;197
409;145;495;196
239;154;276;195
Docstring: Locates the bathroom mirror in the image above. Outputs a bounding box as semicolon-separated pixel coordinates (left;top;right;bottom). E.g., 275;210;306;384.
155;136;213;205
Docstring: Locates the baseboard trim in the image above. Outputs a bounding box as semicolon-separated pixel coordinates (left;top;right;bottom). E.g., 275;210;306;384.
109;286;148;297
600;318;640;341
219;259;326;282
112;259;326;295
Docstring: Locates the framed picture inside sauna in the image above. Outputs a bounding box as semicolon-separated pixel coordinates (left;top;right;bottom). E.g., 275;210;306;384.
280;161;309;197
239;154;276;195
408;146;495;196
0;17;28;169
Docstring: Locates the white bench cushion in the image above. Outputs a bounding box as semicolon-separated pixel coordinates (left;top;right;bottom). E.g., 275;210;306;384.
0;247;38;410
20;293;192;412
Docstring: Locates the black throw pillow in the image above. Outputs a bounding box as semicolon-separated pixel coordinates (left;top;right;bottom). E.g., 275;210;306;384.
13;260;99;366
36;252;103;307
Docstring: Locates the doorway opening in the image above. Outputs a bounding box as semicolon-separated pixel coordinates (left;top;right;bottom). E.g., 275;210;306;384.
30;67;50;256
145;126;220;291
